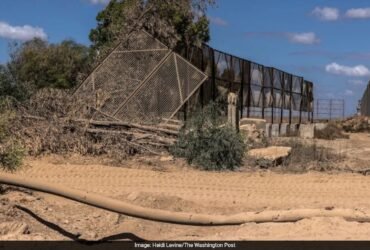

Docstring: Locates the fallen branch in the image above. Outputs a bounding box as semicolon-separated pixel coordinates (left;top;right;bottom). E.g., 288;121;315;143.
2;173;370;225
86;128;175;145
84;120;179;136
21;115;46;121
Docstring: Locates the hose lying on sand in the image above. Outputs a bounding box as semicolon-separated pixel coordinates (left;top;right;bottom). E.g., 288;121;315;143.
1;172;370;225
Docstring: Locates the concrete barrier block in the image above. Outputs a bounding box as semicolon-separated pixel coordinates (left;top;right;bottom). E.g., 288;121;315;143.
279;123;290;137
240;118;266;130
289;124;299;136
299;124;315;139
265;124;272;137
314;123;328;132
271;124;280;137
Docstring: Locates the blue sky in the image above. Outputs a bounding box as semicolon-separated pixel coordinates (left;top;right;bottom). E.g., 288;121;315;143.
1;0;370;115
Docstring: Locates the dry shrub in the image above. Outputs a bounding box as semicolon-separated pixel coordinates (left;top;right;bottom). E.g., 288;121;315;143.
314;123;349;140
0;98;25;171
277;139;344;173
0;141;25;172
2;89;144;163
341;116;370;133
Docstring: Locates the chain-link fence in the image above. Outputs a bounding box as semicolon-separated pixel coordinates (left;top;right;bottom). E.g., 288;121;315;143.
360;81;370;116
73;31;207;124
176;45;314;124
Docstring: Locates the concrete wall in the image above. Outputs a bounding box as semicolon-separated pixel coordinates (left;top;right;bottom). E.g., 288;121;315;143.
261;123;326;139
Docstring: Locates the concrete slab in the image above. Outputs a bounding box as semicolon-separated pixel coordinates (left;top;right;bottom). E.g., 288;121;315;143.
248;146;292;161
271;124;280;137
265;124;272;137
240;118;266;130
314;123;328;132
289;124;299;137
248;146;292;167
299;124;315;139
279;123;290;137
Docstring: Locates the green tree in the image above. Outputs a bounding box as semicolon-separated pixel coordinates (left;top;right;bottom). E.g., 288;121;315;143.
7;38;90;91
89;0;215;54
0;64;28;101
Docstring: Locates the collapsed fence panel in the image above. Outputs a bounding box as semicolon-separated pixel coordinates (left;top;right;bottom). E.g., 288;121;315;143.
114;53;207;123
73;31;207;124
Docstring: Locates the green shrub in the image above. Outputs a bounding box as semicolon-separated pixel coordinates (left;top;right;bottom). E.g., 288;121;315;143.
0;98;24;171
0;141;25;172
171;102;246;171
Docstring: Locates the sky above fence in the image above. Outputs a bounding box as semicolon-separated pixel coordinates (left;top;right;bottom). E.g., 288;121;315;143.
0;0;369;116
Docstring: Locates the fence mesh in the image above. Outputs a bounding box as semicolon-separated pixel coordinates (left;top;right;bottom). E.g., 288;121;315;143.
73;30;207;124
177;44;314;124
315;99;345;120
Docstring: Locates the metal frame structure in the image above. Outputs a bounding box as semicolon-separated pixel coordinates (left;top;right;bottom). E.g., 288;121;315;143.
360;81;370;116
73;30;207;125
315;99;345;120
177;44;314;124
73;30;314;126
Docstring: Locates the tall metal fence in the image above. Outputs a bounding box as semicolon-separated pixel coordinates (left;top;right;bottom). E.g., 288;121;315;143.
176;44;314;124
360;81;370;116
73;30;314;126
315;99;345;120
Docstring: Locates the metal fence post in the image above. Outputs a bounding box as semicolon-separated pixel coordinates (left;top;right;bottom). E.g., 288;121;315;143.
280;73;284;124
289;75;292;124
246;65;251;118
240;60;244;119
271;69;274;124
211;48;216;103
299;78;303;124
261;67;265;119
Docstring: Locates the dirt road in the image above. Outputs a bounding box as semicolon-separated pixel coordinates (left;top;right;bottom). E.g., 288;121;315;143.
0;151;370;240
15;157;370;212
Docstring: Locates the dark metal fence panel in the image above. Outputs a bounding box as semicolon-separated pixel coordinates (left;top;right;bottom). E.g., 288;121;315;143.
176;44;314;124
315;99;345;120
360;81;370;116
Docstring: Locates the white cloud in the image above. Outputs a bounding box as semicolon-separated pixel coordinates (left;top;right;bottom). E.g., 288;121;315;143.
326;62;370;77
87;0;110;5
348;79;366;85
345;8;370;19
209;17;228;27
312;7;340;21
345;89;354;96
287;32;320;45
0;21;47;41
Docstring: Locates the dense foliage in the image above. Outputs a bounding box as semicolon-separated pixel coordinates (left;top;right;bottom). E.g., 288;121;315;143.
89;0;214;54
171;103;246;171
0;39;90;101
0;98;24;171
8;39;90;89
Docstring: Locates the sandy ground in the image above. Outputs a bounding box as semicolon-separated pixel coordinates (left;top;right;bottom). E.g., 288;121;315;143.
2;133;370;240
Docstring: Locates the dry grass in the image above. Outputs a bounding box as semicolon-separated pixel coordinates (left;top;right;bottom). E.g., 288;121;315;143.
244;138;345;173
341;116;370;133
314;123;349;140
1;89;151;164
276;139;344;173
